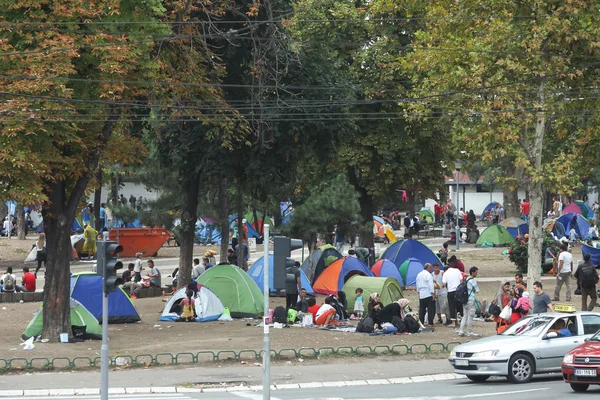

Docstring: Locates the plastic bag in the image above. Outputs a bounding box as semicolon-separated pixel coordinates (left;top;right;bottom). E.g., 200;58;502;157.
218;307;232;321
499;305;512;321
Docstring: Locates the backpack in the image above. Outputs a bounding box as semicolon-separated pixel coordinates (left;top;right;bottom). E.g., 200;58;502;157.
273;306;287;324
455;277;473;305
3;274;15;291
391;316;407;333
403;315;419;333
356;316;374;333
581;265;598;289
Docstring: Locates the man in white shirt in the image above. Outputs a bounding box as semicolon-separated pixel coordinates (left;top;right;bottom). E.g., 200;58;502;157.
416;263;436;327
192;258;205;279
442;262;463;327
553;244;573;302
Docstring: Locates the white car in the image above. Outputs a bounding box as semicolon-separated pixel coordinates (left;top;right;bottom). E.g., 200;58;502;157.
448;312;600;383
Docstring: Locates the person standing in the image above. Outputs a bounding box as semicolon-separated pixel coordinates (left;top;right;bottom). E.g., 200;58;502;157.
134;252;144;282
553;244;573;302
285;261;301;310
532;281;554;313
82;224;98;260
442;262;463;328
521;199;530;223
403;212;413;236
99;203;106;231
416;263;436;328
458;267;481;337
574;254;599;311
432;263;447;324
34;233;46;278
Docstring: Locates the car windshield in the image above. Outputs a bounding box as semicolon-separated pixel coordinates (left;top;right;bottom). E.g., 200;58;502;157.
501;315;554;337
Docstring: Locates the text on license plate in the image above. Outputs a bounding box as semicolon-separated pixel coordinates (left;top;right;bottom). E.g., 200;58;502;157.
575;369;597;377
455;359;469;366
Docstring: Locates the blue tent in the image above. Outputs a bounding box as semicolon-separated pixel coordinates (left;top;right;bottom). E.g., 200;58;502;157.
195;221;222;245
70;272;141;323
36;219;83;234
506;223;529;238
248;254;314;295
480;201;501;221
582;243;600;266
381;239;442;269
557;213;590;239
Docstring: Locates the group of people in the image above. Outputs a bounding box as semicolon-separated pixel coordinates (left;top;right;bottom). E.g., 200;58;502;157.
0;266;36;293
119;253;161;299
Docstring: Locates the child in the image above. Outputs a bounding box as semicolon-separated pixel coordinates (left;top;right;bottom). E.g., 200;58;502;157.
307;297;319;323
353;288;364;319
517;291;531;316
569;228;578;246
179;290;195;322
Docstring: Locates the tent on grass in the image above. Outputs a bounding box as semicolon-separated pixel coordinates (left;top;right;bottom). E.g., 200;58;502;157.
557;213;591;239
418;208;435;224
544;219;566;238
563;203;583;216
380;239;442;270
342;276;404;313
159;283;224;322
248;254;314;295
500;217;529;238
312;257;373;295
398;258;425;287
300;244;343;283
371;259;403;284
373;216;385;239
563;201;593;218
22;298;102;340
196;264;264;318
476;225;515;247
70;272;141;323
480;201;501;221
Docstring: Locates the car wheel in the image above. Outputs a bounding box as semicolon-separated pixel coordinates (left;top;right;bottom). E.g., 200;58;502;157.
569;383;589;392
467;375;490;382
507;353;534;383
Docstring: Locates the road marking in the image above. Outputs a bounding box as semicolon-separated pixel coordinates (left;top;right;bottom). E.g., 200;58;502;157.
4;395;191;400
345;387;550;400
232;392;283;400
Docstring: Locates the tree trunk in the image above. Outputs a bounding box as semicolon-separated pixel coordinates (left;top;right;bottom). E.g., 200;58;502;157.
252;207;260;236
236;181;245;270
347;168;375;261
306;239;315;282
527;80;546;291
503;185;520;219
218;177;229;263
177;172;200;289
94;169;103;231
16;205;26;240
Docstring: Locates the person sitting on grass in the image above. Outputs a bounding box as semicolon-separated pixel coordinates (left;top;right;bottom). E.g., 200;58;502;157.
179;290;195;322
315;296;338;326
307;297;319;323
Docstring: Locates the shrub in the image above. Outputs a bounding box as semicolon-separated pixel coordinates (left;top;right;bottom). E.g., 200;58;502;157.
508;231;556;273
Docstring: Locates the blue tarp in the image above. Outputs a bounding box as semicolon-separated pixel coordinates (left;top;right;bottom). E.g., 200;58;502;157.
194;216;260;245
557;213;590;239
248;254;314;295
582;243;600;266
507;223;529;238
36;219;83;234
70;273;140;323
381;239;443;269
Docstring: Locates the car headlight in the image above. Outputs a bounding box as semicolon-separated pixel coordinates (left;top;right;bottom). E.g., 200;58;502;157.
474;350;499;357
450;350;456;357
563;354;574;364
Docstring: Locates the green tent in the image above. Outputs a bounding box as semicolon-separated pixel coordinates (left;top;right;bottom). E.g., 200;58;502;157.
476;224;515;247
342;276;404;313
418;209;435;223
196;264;264;318
22;298;102;340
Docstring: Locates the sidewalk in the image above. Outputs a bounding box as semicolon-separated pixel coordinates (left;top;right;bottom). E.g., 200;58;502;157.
0;358;450;391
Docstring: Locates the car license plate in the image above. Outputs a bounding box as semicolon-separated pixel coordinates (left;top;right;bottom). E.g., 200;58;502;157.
455;359;469;366
574;369;597;377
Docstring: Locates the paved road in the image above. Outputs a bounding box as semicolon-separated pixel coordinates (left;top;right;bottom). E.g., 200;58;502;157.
4;374;599;399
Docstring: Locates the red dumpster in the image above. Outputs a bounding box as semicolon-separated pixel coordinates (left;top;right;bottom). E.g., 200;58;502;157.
108;228;172;257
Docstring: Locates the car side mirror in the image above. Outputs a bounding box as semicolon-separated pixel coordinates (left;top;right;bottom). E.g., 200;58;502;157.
546;332;558;339
585;338;590;342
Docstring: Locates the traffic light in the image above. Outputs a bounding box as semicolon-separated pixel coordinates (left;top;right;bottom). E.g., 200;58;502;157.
97;241;124;294
273;236;303;289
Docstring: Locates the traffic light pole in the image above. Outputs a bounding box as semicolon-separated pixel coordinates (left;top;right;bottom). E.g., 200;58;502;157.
100;290;109;400
262;224;270;400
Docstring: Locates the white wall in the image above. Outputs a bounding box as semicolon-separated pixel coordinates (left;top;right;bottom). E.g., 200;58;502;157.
425;185;527;216
89;182;159;204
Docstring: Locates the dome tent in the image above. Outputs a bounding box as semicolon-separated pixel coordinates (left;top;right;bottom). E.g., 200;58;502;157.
160;283;224;322
476;225;515;247
196;264;264;318
500;217;529;238
342;276;404;313
22;298;102;340
371;259;403;284
300;244;343;283
312;257;373;295
398;258;425;287
480;201;501;221
70;272;140;323
557;212;591;239
248;254;314;295
381;239;442;270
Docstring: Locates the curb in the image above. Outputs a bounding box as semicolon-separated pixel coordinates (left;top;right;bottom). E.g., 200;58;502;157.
0;373;465;397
